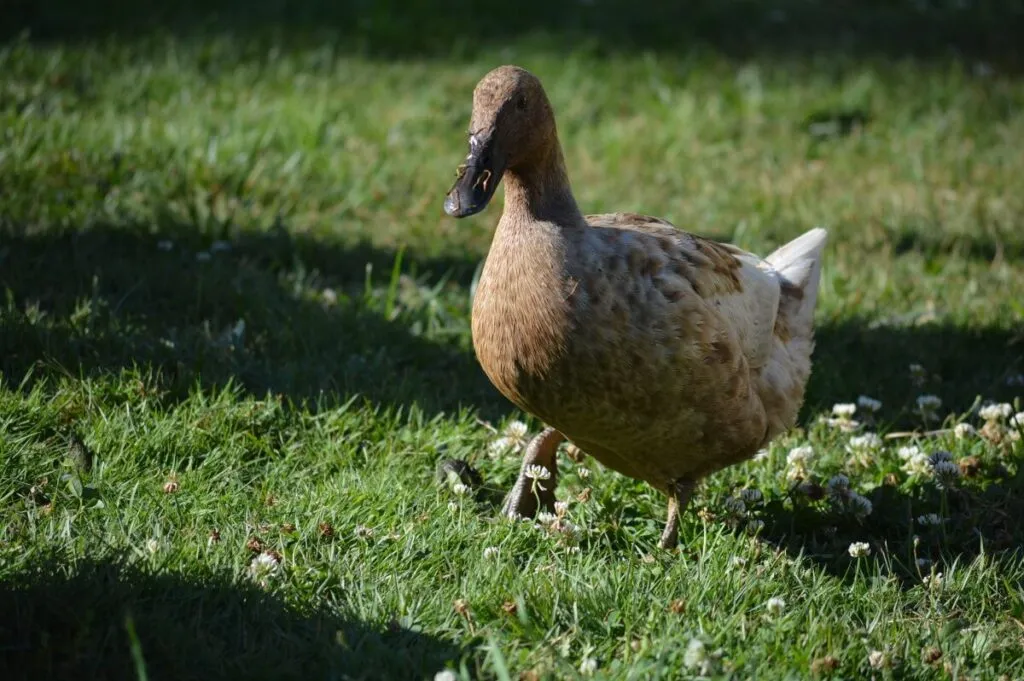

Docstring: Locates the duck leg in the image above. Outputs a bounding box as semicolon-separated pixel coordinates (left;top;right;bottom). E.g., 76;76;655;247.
658;477;696;549
501;427;566;519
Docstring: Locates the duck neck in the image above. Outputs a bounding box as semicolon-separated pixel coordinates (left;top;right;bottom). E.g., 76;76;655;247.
501;142;583;228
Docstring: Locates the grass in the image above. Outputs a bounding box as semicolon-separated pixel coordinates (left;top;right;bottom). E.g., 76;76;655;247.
2;1;1024;678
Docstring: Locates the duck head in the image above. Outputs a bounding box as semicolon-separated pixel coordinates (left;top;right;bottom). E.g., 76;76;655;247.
444;65;557;218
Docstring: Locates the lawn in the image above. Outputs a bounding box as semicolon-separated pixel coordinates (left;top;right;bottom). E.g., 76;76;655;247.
2;1;1024;679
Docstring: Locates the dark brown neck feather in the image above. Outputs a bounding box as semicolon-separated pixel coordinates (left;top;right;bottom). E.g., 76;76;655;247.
502;140;583;226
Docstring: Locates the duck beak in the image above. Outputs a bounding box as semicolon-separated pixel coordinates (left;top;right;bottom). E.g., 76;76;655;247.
444;134;505;218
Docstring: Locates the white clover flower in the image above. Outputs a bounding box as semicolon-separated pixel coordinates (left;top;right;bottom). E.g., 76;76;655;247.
452;483;470;496
434;671;459;681
787;446;814;465
556;518;584;539
447;501;459;513
724;497;747;515
482;546;499;559
848;541;871;558
848;433;883;451
487;437;516;456
730;556;748;568
579;658;598;676
898;446;931;477
917;513;942;526
832;403;857;418
554;500;569;516
819;415;862;432
898;445;923;459
354;525;374;538
979;403;1013;422
765;596;787;616
916;394;942;411
931;461;960;488
488;420;530;456
505;420;529;439
1010;412;1024;428
524;464;551;481
785;467;805;482
145;539;160;554
739;487;763;504
684;638;714;675
786;445;814;479
868;650;888;670
923;572;943;590
902;456;932;477
846;433;882;468
536;511;558;525
953;423;976;438
857;396;883;412
249;551;281;580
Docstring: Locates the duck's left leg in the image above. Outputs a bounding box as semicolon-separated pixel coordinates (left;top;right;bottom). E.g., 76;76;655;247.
501;427;565;519
658;477;697;549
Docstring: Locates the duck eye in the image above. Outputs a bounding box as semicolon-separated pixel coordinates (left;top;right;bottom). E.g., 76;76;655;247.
515;96;527;111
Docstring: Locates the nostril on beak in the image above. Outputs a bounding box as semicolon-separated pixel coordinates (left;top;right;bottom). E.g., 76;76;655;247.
474;169;493;192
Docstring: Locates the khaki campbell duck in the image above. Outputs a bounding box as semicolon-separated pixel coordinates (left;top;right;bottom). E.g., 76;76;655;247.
444;65;828;549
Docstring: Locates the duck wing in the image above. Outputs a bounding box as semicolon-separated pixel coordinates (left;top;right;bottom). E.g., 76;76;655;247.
583;212;783;370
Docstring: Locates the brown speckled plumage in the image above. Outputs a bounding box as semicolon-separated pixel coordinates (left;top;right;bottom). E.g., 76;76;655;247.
447;65;829;548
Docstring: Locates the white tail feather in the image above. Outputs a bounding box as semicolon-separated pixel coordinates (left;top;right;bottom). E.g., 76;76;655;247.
765;227;828;338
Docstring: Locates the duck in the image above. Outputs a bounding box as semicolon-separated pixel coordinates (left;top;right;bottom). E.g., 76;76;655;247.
444;65;828;549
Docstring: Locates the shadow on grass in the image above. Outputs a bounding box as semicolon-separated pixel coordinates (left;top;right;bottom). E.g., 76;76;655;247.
1;220;1021;423
0;555;465;681
806;319;1023;421
760;320;1023;585
5;0;1023;70
3;217;1022;592
887;225;1024;264
588;452;1024;588
0;220;508;419
750;461;1024;586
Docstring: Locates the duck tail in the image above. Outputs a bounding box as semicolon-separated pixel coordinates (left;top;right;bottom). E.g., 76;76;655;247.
765;227;828;341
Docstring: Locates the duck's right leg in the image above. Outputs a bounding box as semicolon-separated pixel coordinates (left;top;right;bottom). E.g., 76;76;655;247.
501;427;565;519
658;477;696;549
